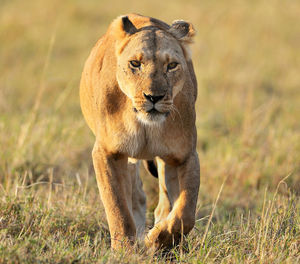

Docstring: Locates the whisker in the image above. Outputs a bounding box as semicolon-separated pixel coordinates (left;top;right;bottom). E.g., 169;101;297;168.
169;108;176;121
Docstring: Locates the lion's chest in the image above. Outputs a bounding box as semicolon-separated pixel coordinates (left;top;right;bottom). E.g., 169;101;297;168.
104;112;191;161
116;124;170;159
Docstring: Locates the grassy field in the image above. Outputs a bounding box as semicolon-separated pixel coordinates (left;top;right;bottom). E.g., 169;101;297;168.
0;0;299;263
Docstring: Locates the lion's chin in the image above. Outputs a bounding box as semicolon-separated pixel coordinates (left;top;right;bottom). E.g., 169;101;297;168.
136;110;168;125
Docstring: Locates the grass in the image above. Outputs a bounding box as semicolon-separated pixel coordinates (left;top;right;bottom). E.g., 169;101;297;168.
0;0;299;263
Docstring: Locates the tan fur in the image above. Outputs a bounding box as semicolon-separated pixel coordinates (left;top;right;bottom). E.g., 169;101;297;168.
80;14;200;250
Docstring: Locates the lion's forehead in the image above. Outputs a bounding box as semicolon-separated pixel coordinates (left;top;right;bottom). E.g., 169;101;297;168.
129;29;183;61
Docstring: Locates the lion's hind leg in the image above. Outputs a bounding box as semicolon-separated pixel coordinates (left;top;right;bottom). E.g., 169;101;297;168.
128;158;147;239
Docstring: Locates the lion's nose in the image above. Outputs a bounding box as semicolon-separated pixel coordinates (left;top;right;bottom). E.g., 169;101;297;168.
143;93;165;104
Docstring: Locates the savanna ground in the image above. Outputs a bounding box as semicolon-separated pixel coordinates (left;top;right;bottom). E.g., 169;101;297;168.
0;0;299;263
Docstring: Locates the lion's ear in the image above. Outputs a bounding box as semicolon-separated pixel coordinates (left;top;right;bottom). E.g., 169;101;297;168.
121;16;137;35
113;16;137;40
113;16;138;54
169;20;195;43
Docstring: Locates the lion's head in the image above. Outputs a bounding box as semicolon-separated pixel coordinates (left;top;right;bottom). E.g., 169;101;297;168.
112;16;195;124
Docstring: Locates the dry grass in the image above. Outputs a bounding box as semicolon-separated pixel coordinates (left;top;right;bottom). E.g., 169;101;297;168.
0;0;299;263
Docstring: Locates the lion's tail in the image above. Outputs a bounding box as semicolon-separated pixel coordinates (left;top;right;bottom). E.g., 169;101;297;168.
143;160;158;178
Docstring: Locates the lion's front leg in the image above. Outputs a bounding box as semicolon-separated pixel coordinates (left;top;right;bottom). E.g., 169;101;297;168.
154;158;179;225
128;158;146;239
145;151;200;249
92;143;136;249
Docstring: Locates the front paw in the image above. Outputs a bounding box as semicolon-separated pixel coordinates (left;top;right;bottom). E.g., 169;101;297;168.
145;219;181;250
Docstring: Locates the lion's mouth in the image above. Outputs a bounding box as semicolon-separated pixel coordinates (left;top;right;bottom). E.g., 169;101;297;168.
147;108;161;115
133;106;170;124
133;107;169;116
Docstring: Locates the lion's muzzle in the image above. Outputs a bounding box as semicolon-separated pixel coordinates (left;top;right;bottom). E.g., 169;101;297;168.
133;94;172;114
132;94;172;124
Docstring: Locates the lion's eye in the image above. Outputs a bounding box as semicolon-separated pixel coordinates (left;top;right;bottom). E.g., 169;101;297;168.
129;60;141;68
167;62;179;71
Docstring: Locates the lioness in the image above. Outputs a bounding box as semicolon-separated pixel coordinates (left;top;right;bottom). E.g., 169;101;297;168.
80;14;200;250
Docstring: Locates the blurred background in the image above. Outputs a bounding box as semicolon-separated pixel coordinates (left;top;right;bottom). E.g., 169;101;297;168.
0;0;299;212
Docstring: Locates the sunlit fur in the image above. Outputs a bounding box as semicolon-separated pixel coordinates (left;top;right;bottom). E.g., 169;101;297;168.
80;14;199;250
